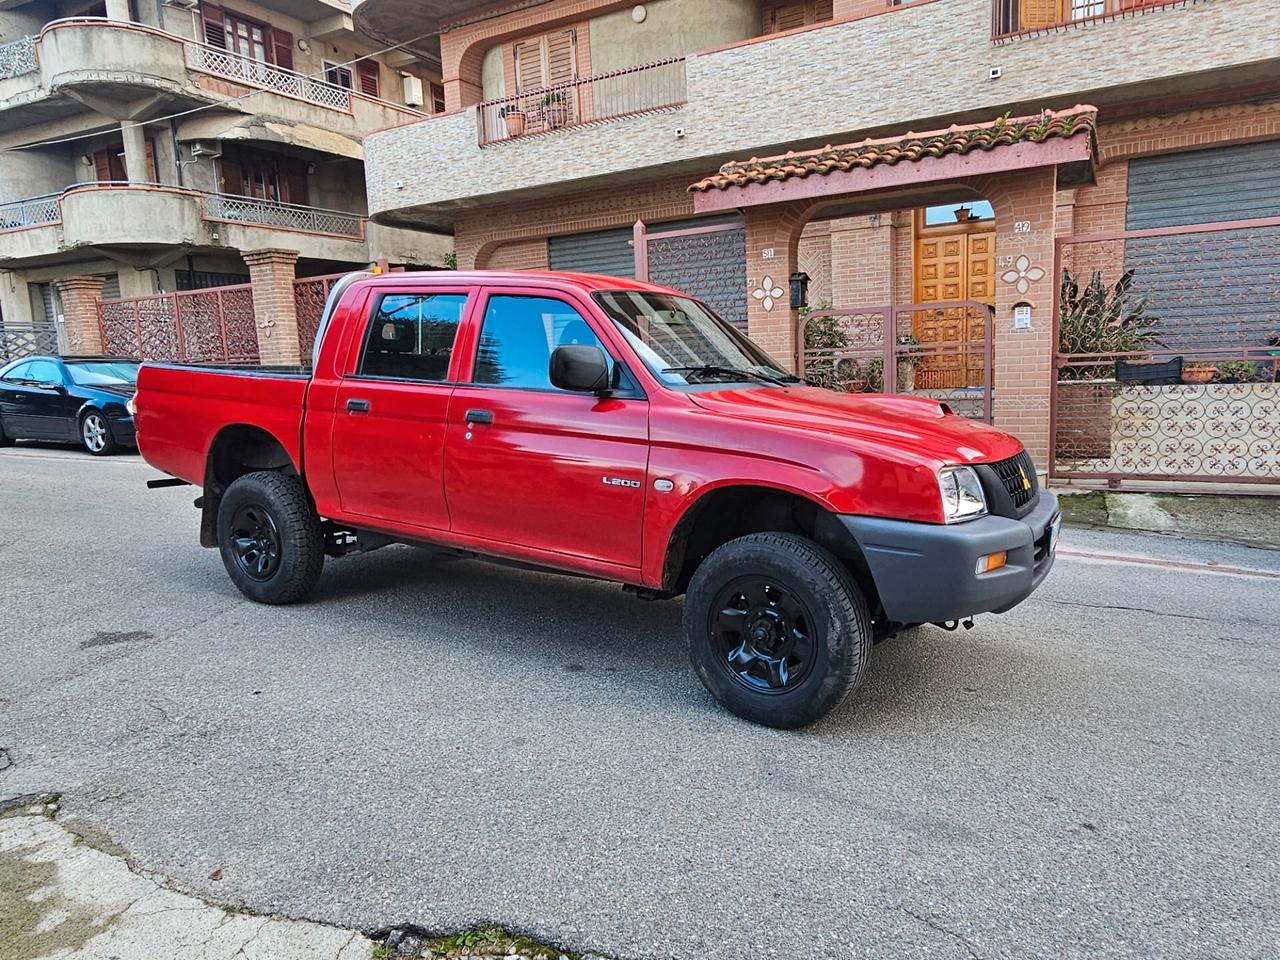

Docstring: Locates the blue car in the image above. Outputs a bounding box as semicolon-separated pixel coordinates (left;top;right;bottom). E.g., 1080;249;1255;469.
0;355;139;456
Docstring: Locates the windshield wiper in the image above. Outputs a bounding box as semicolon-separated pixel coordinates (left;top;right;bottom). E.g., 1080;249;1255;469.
662;365;793;386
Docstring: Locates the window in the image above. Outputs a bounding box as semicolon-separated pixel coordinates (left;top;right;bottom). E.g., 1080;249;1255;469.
93;140;157;182
66;361;139;386
923;201;995;226
473;295;609;390
763;0;833;33
1071;0;1105;18
25;360;62;385
430;82;446;114
324;61;354;89
2;362;32;382
357;61;380;98
512;29;576;92
200;5;293;70
216;147;308;205
358;294;467;381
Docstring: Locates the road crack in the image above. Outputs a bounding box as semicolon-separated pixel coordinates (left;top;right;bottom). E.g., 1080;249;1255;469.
902;907;983;959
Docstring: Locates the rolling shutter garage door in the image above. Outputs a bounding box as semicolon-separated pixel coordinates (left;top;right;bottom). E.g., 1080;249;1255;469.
1124;140;1280;348
548;227;636;278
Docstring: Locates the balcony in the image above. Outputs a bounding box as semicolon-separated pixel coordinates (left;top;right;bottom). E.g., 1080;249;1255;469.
478;58;686;146
0;19;426;135
365;0;1279;230
201;193;364;238
992;0;1196;40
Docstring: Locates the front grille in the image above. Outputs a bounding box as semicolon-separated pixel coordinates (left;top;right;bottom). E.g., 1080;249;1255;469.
991;449;1039;511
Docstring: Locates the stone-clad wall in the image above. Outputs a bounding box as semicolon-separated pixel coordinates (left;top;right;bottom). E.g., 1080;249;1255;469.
365;0;1279;222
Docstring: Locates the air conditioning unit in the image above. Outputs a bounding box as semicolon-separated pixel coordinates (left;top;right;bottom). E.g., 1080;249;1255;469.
190;141;221;160
402;74;424;108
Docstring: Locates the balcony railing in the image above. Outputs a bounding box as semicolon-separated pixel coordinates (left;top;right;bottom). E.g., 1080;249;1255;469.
202;192;364;237
0;193;61;231
992;0;1197;40
185;41;353;111
477;57;686;146
0;35;37;80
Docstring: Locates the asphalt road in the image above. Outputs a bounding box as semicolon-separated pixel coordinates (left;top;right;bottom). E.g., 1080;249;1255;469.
2;443;1278;960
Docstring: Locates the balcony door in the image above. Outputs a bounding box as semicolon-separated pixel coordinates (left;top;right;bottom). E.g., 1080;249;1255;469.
200;4;293;70
512;30;578;130
914;213;996;389
216;147;308;205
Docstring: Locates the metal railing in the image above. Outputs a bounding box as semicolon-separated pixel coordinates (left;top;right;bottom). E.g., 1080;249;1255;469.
0;193;61;231
0;35;36;80
478;57;686;145
992;0;1203;40
185;41;352;110
201;193;364;237
98;285;260;363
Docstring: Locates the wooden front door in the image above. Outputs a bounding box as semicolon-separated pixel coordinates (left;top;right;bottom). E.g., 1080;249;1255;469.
914;222;995;388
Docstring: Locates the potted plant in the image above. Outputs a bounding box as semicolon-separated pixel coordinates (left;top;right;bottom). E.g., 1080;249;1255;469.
499;105;526;138
895;333;923;391
1181;362;1217;384
541;89;569;129
1213;360;1256;384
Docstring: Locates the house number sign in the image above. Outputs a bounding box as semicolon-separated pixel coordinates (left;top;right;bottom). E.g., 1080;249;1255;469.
761;247;776;259
1013;220;1033;234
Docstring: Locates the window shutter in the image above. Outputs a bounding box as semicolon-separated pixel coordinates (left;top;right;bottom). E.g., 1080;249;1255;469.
1019;0;1063;29
217;157;243;195
513;38;543;92
93;150;112;182
545;30;575;86
200;3;225;48
814;0;834;21
283;172;308;207
144;138;157;181
430;82;445;113
269;28;293;70
769;3;810;32
357;60;380;98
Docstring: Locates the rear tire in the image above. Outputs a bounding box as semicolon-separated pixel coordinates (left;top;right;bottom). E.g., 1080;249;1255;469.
80;410;118;456
684;532;872;729
216;471;324;604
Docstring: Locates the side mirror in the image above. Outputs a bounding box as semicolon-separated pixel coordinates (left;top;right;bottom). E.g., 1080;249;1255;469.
550;344;610;394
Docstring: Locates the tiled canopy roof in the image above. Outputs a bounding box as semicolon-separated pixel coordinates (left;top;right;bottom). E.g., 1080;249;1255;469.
689;106;1098;193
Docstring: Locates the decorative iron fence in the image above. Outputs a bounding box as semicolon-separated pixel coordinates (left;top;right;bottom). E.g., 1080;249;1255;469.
98;286;259;363
202;193;364;238
992;0;1204;41
478;57;686;145
185;41;351;111
1051;218;1280;490
0;35;36;80
798;301;994;422
0;194;61;232
293;273;346;359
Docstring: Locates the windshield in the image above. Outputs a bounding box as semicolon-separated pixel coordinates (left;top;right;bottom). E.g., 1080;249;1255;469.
594;291;798;387
66;361;139;386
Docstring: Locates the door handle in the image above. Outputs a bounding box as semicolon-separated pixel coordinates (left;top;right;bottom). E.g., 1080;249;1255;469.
346;398;370;413
465;408;494;425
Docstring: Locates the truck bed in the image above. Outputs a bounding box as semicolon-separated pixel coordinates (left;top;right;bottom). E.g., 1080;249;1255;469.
135;362;312;485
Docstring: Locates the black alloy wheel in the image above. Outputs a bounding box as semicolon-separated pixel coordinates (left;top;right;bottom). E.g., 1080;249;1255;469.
228;503;282;582
712;576;817;693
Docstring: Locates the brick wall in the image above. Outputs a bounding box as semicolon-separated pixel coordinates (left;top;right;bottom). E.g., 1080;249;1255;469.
481;237;550;270
798;221;832;306
242;248;301;366
54;277;106;355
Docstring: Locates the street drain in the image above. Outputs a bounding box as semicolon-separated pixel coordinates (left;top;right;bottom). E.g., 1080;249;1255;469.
81;631;154;650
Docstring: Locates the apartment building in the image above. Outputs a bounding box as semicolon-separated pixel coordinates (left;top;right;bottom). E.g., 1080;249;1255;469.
0;0;451;363
357;0;1280;491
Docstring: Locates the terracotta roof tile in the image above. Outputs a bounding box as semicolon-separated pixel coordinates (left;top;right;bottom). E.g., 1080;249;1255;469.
689;106;1099;193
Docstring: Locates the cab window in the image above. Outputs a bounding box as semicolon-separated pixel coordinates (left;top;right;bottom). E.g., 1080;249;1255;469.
357;293;467;381
472;295;610;390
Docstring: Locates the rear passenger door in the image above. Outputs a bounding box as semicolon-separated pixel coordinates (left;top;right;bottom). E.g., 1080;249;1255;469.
443;289;649;570
330;288;471;531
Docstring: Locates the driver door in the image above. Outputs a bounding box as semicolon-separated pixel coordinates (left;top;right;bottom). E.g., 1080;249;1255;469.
443;289;649;571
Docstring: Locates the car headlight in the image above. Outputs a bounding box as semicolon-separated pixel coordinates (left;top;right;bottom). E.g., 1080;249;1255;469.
126;393;137;417
938;465;987;523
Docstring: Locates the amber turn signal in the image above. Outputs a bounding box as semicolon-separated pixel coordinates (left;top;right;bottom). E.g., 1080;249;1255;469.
975;551;1008;575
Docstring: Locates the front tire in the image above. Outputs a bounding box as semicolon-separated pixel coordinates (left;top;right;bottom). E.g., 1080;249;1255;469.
80;410;118;456
684;532;872;729
216;471;324;604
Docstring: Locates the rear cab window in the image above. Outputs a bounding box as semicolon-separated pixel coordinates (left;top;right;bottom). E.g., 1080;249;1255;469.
354;291;469;382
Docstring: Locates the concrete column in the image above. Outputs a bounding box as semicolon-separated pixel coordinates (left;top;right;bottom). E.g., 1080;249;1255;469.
119;121;149;183
242;248;301;366
53;276;106;355
104;0;131;21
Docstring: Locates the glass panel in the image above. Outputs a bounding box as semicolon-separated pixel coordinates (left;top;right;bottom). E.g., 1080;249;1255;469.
358;294;467;381
26;360;61;383
924;201;996;226
66;361;139;386
473;295;608;390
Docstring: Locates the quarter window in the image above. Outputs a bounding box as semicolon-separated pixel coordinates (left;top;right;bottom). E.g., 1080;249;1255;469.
473;295;609;390
358;293;467;381
26;360;61;384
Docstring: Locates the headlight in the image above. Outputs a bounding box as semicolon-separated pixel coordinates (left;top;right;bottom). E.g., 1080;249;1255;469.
126;393;137;417
938;465;987;523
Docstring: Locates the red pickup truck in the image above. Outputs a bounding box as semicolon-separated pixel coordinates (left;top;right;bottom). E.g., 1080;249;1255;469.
135;270;1059;728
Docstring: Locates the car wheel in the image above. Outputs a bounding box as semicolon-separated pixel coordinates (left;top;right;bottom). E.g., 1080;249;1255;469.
684;532;872;729
80;410;118;456
216;470;324;605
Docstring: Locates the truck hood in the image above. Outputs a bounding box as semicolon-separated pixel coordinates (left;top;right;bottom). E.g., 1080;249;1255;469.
686;386;1025;466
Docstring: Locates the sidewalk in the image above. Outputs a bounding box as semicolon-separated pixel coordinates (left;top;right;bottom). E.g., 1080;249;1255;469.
1056;491;1279;550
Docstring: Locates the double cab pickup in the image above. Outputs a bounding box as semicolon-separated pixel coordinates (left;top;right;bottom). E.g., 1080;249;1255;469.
135;270;1060;727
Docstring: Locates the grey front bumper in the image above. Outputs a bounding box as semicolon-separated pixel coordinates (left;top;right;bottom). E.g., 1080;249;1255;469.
841;491;1060;624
